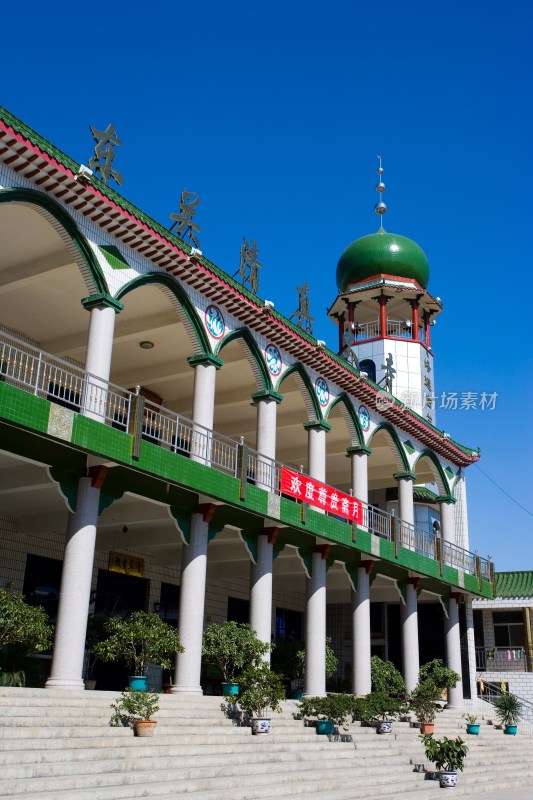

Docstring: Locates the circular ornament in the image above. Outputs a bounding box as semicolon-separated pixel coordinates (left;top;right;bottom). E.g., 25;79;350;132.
358;405;370;431
315;377;329;407
265;344;282;376
205;305;225;339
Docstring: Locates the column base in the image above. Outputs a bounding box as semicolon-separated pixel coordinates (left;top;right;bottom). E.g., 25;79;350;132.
45;677;85;690
169;684;204;695
303;692;327;698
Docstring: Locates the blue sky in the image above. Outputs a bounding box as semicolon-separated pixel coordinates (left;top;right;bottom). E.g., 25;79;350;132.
2;0;532;570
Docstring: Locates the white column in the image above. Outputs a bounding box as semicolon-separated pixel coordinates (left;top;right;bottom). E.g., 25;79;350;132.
439;499;456;545
188;354;221;463
304;550;327;697
46;478;100;689
253;391;281;491
305;422;329;483
401;580;420;693
464;596;478;700
250;533;273;662
352;563;372;695
172;512;209;694
81;299;118;421
396;473;415;526
445;594;464;707
348;447;370;504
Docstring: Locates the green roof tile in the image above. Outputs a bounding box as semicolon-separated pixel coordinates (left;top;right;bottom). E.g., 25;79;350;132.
495;571;533;599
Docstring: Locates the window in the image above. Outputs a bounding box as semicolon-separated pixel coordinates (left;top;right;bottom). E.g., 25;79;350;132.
359;359;376;383
159;582;179;627
275;608;303;641
227;596;249;624
492;611;525;648
23;553;63;625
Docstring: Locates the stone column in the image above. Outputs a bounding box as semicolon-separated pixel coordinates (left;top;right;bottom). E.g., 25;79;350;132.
352;562;373;695
46;478;100;689
172;512;209;694
253;390;282;490
81;295;122;421
395;471;415;549
187;354;222;463
305;421;330;483
465;596;478;698
445;593;464;707
347;445;371;528
250;532;274;662
401;578;420;693
438;497;457;545
304;548;328;697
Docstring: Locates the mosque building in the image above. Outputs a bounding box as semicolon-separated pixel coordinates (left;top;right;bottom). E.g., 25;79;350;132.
0;106;494;702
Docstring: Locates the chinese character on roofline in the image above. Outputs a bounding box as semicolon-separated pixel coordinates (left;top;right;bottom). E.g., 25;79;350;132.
238;237;262;294
290;282;314;335
169;187;201;249
88;124;122;186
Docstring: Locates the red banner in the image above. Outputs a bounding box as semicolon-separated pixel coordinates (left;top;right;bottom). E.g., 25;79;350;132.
280;467;362;524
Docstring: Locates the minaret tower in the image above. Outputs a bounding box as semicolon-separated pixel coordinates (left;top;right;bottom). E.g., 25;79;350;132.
328;159;442;422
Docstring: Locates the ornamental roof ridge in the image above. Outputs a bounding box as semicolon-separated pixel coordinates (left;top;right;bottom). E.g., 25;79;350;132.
0;106;478;467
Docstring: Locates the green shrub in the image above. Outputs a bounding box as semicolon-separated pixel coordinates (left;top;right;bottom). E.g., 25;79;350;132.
231;662;286;718
298;693;357;727
493;692;522;727
95;612;183;675
110;689;159;726
421;733;468;772
202;621;269;683
0;588;53;652
418;659;460;692
370;656;405;699
353;691;405;723
295;637;338;680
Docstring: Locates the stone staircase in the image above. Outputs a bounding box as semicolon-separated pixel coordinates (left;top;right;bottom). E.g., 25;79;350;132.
1;688;533;799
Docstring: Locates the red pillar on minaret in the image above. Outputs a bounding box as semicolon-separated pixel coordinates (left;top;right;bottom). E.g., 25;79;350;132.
378;296;389;338
423;310;431;348
410;299;419;342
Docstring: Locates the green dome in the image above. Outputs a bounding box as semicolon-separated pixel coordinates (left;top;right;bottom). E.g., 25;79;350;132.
336;229;430;292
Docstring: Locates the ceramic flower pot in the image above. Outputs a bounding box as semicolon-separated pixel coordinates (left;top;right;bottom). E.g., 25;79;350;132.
377;720;393;734
504;724;517;735
466;723;480;735
128;675;148;691
316;720;334;735
134;720;157;737
420;722;435;734
439;770;457;788
251;717;271;735
221;681;239;697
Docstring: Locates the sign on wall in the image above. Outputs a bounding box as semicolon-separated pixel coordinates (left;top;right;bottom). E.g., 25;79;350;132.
280;467;362;524
108;552;145;578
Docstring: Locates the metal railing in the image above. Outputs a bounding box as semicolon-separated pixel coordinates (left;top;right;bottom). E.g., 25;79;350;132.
0;329;492;582
478;682;533;725
476;647;528;673
352;318;428;343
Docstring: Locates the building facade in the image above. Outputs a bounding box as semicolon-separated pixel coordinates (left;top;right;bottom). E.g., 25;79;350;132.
0;107;493;703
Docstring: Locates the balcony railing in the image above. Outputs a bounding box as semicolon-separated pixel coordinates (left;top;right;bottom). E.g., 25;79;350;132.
352;318;427;344
476;647;528;673
0;329;492;582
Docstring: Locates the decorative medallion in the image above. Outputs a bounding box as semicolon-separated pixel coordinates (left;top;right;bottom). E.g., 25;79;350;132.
358;405;370;431
265;344;282;376
205;305;225;339
315;377;329;407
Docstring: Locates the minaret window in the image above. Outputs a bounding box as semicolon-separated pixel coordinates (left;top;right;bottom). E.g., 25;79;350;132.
360;359;376;383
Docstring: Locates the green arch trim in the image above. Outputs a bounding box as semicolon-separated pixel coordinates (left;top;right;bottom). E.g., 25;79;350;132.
325;392;365;447
0;187;108;296
116;272;210;354
215;327;272;392
367;422;410;472
276;361;322;421
412;449;451;496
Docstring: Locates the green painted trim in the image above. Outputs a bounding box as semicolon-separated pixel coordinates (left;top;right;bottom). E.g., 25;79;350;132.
169;508;192;544
445;466;456;480
116;272;211;354
208;519;226;542
393;471;417;482
99;489;123;515
346;445;372;456
251;390;283;404
276;362;322;421
215;328;272;392
325;392;365;446
240;530;258;563
99;245;130;270
303;420;332;433
403;440;416;455
412;449;451;496
344;563;358;591
297;546;314;579
436;495;457;505
187;353;224;369
81;293;124;313
273;541;285;560
368;422;410;472
48;467;79;513
0;188;108;296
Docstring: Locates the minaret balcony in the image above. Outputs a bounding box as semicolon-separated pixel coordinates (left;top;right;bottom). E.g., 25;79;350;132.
351;318;427;345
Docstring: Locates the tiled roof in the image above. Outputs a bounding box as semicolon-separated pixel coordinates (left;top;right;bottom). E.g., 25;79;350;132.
495;572;533;599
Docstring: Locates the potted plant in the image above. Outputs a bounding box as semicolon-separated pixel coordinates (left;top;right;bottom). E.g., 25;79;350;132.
110;689;160;736
0;588;53;687
95;611;183;690
202;621;269;696
371;656;406;699
418;659;460;706
493;692;522;735
421;733;469;787
409;680;443;734
294;637;339;698
298;693;357;736
230;661;285;734
463;713;480;735
354;691;405;734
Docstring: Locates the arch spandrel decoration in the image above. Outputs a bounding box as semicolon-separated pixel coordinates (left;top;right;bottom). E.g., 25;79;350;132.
325;392;365;447
367;422;410;472
0;188;108;297
412;449;451;497
215;327;272;393
116;272;210;356
276;361;322;422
